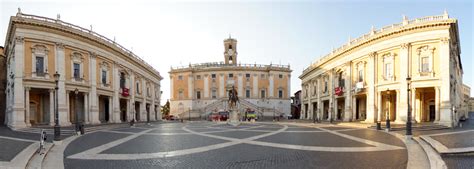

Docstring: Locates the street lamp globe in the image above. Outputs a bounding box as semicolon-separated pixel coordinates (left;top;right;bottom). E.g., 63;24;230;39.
74;88;79;95
54;71;60;82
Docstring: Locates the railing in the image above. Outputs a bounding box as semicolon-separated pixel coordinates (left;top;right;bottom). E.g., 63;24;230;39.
302;13;450;75
15;12;161;78
171;62;290;71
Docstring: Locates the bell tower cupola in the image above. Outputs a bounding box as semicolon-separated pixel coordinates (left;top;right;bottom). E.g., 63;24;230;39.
224;35;237;65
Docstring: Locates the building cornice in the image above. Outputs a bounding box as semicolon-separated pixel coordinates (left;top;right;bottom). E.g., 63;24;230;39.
299;14;457;80
4;12;162;81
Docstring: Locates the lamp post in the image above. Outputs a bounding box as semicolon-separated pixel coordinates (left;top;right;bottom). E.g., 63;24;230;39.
313;106;316;123
385;89;391;131
74;88;79;133
406;77;412;136
188;107;191;121
53;72;60;141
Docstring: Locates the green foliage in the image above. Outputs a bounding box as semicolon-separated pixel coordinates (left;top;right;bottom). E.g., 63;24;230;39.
161;100;170;116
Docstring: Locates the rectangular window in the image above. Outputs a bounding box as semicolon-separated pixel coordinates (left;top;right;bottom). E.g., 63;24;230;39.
178;91;184;99
228;73;233;78
338;72;344;87
102;70;107;84
36;57;44;75
385;63;393;78
178;75;183;80
261;89;266;99
73;63;81;79
261;74;265;79
279;74;283;79
246;73;250;78
358;69;364;82
120;73;125;88
211;74;216;79
196;91;201;99
246;89;250;98
211;90;217;99
324;80;328;93
279;90;283;99
196;75;201;80
136;82;140;94
421;57;430;72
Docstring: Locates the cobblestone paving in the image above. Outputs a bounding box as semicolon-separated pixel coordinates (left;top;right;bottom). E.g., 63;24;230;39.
63;122;408;169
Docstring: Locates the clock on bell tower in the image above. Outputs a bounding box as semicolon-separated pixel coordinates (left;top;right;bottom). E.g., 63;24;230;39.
224;36;237;65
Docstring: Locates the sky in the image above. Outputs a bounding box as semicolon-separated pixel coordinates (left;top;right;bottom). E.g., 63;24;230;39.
1;0;473;104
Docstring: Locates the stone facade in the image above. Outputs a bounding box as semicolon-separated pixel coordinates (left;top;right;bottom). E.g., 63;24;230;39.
3;11;162;129
0;47;6;124
169;37;292;119
299;12;467;127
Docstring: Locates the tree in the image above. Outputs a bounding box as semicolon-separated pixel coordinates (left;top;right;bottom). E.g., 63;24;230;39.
161;100;170;117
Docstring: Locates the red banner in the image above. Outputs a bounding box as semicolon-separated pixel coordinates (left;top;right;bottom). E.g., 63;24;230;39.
121;88;129;97
335;87;343;96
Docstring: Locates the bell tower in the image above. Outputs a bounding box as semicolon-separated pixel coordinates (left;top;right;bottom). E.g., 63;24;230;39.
224;36;237;65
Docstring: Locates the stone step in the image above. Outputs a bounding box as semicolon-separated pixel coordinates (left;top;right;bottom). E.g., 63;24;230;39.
367;124;450;131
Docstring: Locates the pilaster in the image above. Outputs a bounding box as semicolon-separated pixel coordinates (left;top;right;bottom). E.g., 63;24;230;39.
365;52;377;123
89;52;100;124
344;64;352;121
9;36;27;129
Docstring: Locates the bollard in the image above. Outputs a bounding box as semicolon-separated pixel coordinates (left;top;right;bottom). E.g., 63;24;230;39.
80;124;85;135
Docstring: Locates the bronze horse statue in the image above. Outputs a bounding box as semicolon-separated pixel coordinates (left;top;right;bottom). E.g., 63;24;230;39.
228;85;239;109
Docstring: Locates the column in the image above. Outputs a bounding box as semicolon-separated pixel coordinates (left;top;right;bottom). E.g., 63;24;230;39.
412;88;417;123
269;73;274;98
66;91;70;124
89;52;100;124
377;91;382;122
398;43;409;122
352;96;357;120
435;86;440;121
204;74;209;98
395;90;404;123
9;36;26;129
84;93;89;124
49;89;54;125
25;87;30;126
108;97;113;123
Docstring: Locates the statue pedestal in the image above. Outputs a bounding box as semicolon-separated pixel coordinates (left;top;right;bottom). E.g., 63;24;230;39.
227;108;240;126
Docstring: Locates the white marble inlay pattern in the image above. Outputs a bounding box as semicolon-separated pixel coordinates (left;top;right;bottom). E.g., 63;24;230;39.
67;123;405;160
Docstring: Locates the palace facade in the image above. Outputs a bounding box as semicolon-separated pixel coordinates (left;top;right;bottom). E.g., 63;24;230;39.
169;37;292;118
3;11;162;129
299;12;468;127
